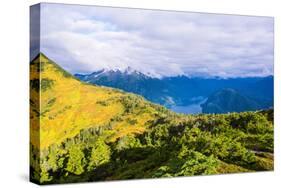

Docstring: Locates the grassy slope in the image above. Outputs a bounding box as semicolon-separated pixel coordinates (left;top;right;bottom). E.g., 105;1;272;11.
30;53;159;149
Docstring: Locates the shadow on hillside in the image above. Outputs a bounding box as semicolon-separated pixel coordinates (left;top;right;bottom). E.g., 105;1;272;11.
47;145;173;184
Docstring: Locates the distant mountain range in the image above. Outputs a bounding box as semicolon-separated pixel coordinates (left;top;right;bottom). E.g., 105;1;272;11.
75;68;273;114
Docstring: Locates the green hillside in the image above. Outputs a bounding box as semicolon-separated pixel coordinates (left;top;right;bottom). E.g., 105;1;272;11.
30;54;274;184
201;88;261;113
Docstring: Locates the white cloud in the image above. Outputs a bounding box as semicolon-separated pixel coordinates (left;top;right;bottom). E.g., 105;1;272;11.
38;3;274;78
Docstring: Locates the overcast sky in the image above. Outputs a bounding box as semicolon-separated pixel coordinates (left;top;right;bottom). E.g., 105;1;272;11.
35;3;274;78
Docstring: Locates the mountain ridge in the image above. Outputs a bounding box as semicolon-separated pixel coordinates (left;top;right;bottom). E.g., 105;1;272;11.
75;67;274;80
75;68;273;113
201;88;262;113
30;53;163;149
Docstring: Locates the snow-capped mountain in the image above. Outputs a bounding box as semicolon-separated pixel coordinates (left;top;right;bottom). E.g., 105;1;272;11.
75;67;171;106
74;68;273;113
76;67;151;81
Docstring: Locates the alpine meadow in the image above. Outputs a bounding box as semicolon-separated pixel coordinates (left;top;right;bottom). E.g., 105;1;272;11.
30;3;274;185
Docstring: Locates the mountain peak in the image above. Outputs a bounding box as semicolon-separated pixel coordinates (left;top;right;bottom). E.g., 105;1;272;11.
31;52;77;80
124;66;135;74
31;52;49;63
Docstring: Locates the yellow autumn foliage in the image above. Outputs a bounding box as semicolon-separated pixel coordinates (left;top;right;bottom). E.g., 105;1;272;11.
30;54;157;149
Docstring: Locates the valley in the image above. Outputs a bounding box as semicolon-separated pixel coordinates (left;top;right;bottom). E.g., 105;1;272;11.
75;68;273;114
